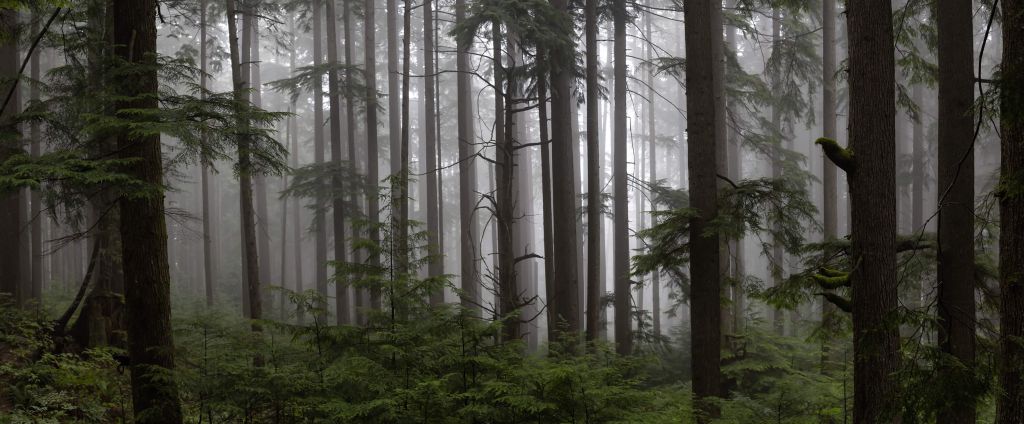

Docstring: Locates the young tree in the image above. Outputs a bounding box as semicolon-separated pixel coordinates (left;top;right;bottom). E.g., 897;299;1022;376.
111;0;183;419
936;0;977;421
998;1;1024;421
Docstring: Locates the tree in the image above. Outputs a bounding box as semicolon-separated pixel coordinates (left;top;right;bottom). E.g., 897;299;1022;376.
548;0;580;338
584;0;601;343
227;0;263;331
111;0;183;419
0;8;21;305
820;0;838;364
312;0;329;320
936;0;977;421
684;0;723;419
200;0;215;307
29;11;42;304
424;0;442;303
365;0;382;309
456;0;480;313
612;0;631;355
325;0;350;325
998;0;1024;421
830;0;901;420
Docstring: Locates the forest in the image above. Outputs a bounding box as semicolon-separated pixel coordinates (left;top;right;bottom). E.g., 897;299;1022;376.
0;0;1021;422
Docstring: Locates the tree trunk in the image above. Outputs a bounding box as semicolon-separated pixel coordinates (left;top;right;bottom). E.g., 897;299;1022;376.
492;24;519;342
110;0;183;419
251;20;271;315
584;0;602;343
396;0;412;274
424;0;442;304
0;8;21;305
936;0;977;421
311;0;328;322
845;0;901;420
646;9;660;338
612;0;631;356
684;0;723;419
455;0;480;313
227;0;263;333
365;0;382;310
29;12;42;304
998;0;1024;421
820;0;838;367
548;0;581;338
199;0;215;307
325;0;350;325
770;8;785;337
342;0;360;318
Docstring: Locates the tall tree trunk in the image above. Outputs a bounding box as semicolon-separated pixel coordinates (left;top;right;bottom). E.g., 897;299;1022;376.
612;0;631;356
998;0;1024;421
455;0;480;313
936;0;977;421
424;0;442;304
325;0;350;325
200;0;215;307
492;24;518;342
365;0;382;310
312;0;328;322
251;18;271;314
646;9;660;338
845;0;901;420
29;11;42;304
584;0;602;343
228;0;263;333
0;8;20;305
342;0;361;318
537;64;556;340
549;0;581;338
397;0;412;273
820;0;838;366
684;0;723;419
110;0;183;419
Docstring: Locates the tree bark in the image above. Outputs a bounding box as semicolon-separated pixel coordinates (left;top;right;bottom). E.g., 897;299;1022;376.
110;0;183;419
200;0;215;307
312;0;328;322
325;0;350;325
936;0;977;421
998;0;1024;421
684;0;723;419
455;0;480;313
424;0;442;304
820;0;838;367
548;0;581;339
365;0;382;310
251;18;271;314
612;0;631;356
584;0;602;343
227;0;263;333
846;0;901;420
0;8;21;305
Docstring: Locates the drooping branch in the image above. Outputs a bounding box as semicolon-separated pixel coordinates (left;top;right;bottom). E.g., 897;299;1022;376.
818;292;852;313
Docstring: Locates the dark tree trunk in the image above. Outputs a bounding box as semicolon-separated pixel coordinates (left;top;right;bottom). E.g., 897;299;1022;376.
684;0;723;419
537;63;556;340
0;8;21;305
424;0;443;304
492;24;518;342
325;0;350;325
227;0;263;333
846;0;901;420
820;0;838;367
998;0;1024;421
30;12;42;304
549;0;581;338
110;0;183;419
769;8;785;337
251;20;271;314
584;0;601;343
456;0;480;313
342;0;360;319
199;0;215;307
397;0;412;274
936;0;977;421
312;0;328;322
612;0;631;355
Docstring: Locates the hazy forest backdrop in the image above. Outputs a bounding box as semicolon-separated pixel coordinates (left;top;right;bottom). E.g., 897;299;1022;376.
1;0;1023;423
